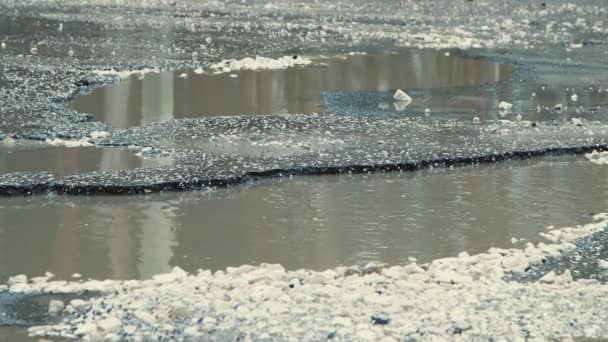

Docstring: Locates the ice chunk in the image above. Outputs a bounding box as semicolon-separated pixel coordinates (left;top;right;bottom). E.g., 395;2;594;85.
393;89;412;102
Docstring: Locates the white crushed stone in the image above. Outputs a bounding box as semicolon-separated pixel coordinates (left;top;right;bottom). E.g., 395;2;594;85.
393;89;412;102
7;214;608;340
92;68;159;79
209;55;312;73
585;150;608;165
498;101;513;110
45;131;111;148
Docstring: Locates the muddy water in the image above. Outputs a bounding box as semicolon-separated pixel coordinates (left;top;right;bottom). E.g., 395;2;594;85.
70;50;514;128
0;155;605;282
0;144;145;176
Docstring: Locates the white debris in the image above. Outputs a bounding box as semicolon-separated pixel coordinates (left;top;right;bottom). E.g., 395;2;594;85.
1;42;5;49
498;101;513;110
585;150;608;165
554;103;563;111
97;317;122;333
540;271;556;284
571;94;578;101
45;137;93;148
71;273;82;279
230;73;238;78
424;108;430;116
210;55;312;73
472;117;480;124
571;117;583;126
93;68;159;80
193;67;204;74
7;274;27;287
598;260;608;269
179;73;188;78
393;89;412;102
89;131;110;140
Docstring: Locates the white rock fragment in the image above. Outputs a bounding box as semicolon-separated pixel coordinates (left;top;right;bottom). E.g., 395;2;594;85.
498;101;513;110
71;273;82;279
540;271;556;284
179;73;188;78
210;55;312;73
193;67;204;74
7;274;27;287
97;317;122;333
424;108;430;116
393;89;412;102
571;94;578;101
598;259;608;269
1;42;5;49
571;117;583;126
585;150;608;165
472;116;480;124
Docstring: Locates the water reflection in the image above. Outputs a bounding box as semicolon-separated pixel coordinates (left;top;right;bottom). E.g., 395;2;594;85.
0;144;173;176
70;51;512;128
0;155;606;281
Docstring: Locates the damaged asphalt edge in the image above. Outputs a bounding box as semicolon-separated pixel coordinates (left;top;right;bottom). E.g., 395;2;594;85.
1;144;606;196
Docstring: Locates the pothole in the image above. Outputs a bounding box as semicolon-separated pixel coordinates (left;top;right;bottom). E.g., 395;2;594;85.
0;143;147;177
0;155;605;279
69;50;513;128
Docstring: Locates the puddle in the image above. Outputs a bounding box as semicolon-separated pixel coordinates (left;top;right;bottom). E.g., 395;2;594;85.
0;155;605;280
0;144;162;177
70;50;513;128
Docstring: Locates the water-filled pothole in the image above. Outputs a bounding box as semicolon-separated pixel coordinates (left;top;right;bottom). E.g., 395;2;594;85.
70;50;514;128
0;155;605;280
0;144;146;177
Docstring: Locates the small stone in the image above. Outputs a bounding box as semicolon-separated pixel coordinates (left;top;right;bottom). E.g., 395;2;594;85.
393;89;412;102
7;274;27;287
554;103;563;111
371;314;391;325
97;317;122;333
540;271;556;284
498;101;513;110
